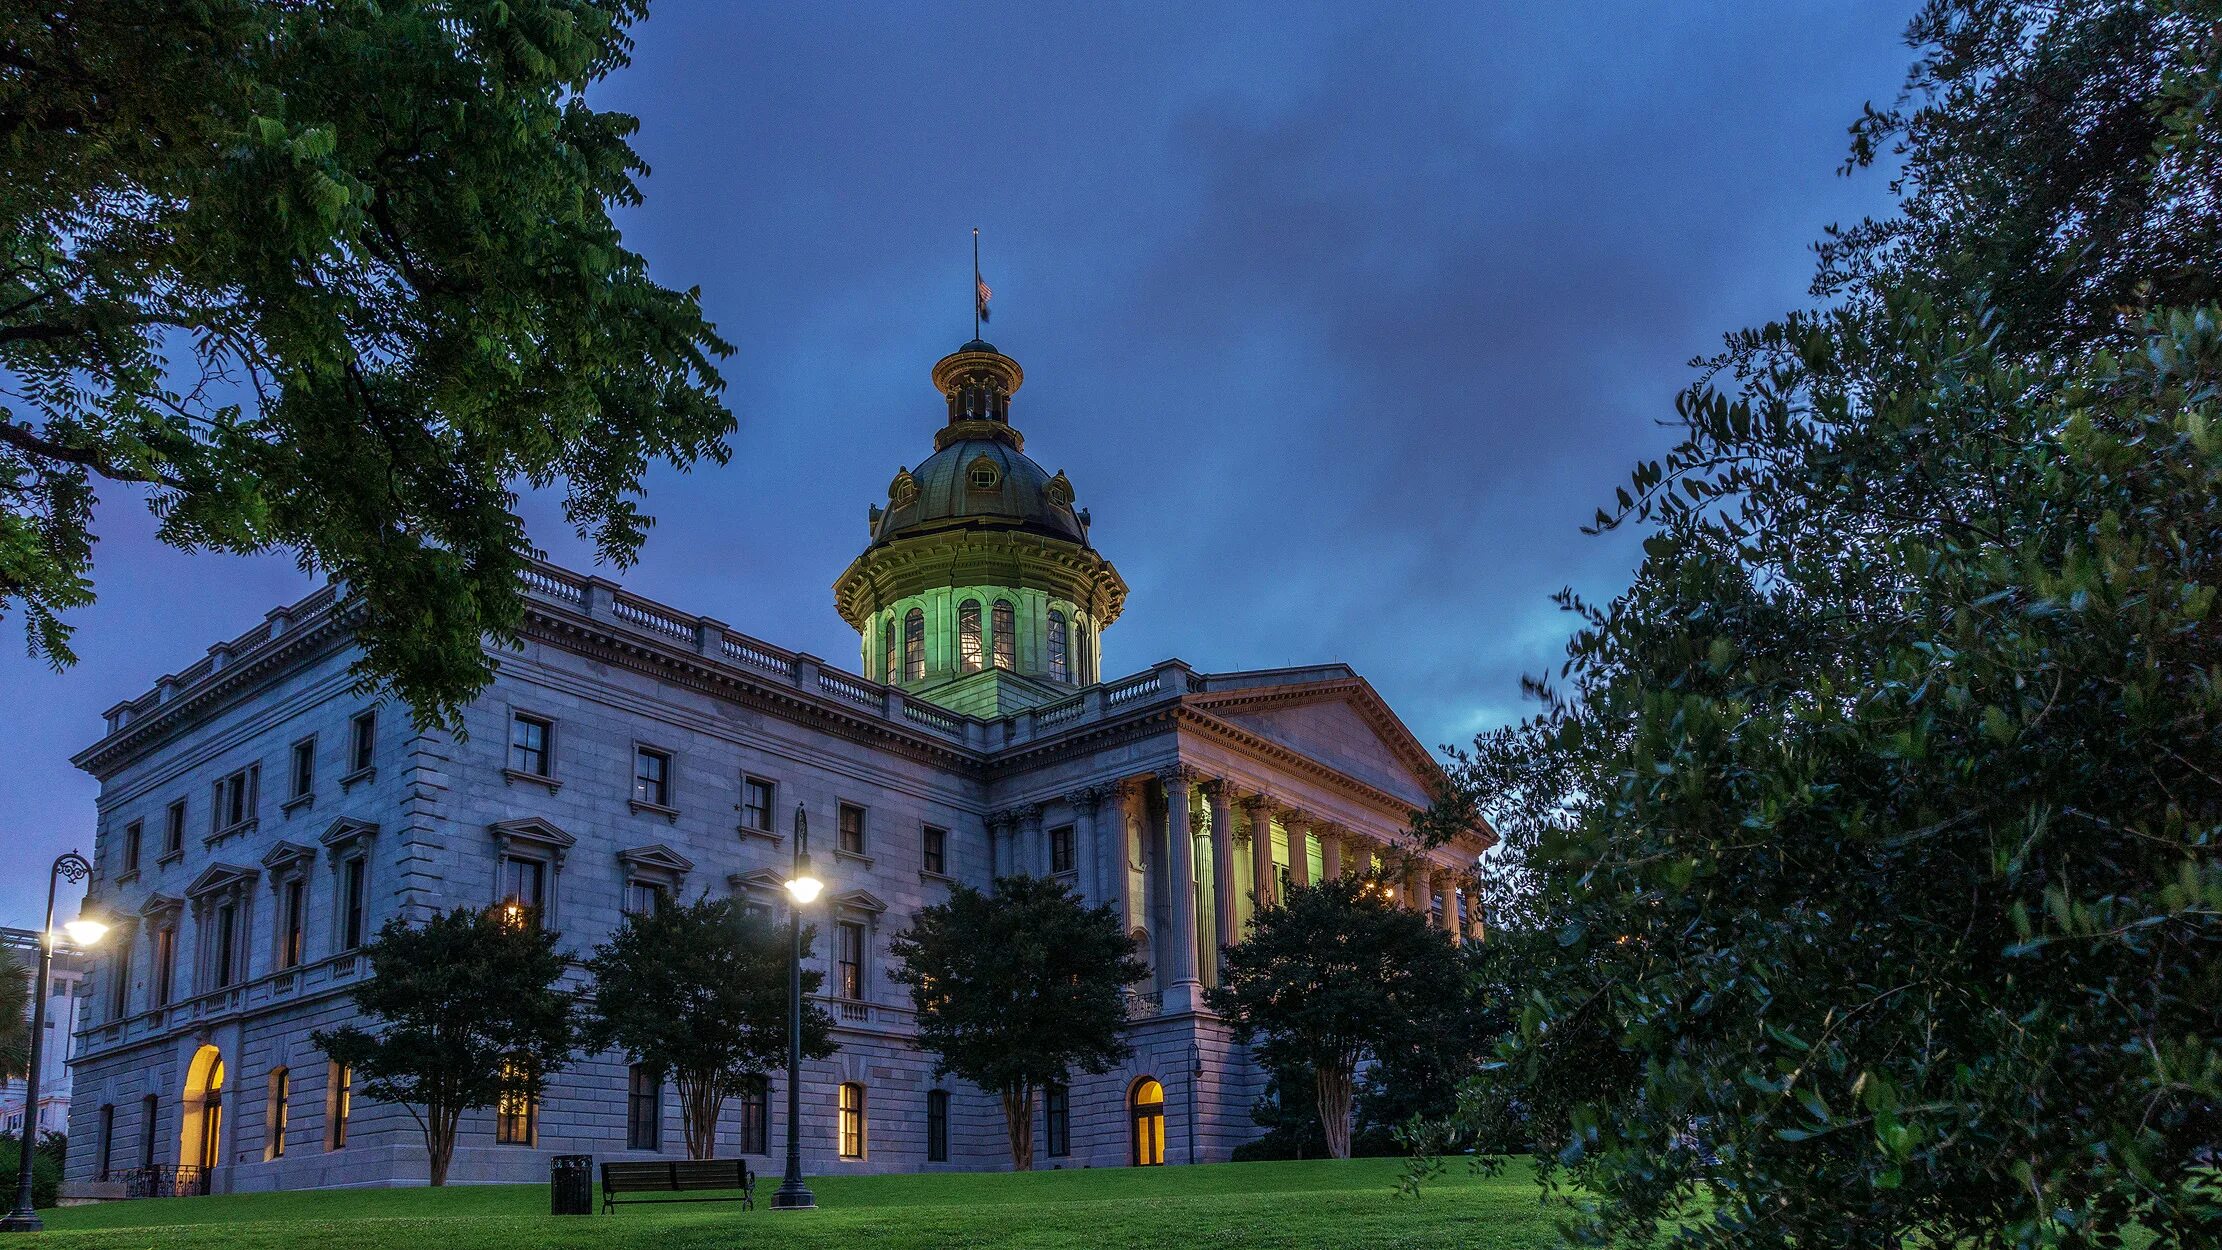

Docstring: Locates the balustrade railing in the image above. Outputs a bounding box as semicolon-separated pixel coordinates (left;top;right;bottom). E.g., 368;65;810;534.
116;1165;210;1198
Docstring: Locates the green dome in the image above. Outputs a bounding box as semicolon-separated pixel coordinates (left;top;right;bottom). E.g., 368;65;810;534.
872;438;1089;548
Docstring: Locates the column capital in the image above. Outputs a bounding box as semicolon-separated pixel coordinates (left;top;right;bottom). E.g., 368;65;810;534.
1156;761;1202;788
1064;786;1104;815
1198;776;1228;799
1237;792;1276;815
1014;802;1045;826
985;808;1019;834
1189;807;1209;834
1279;808;1310;829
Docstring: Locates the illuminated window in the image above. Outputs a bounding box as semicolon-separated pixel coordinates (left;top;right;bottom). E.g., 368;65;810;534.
926;1089;949;1163
266;1068;289;1160
836;921;865;1000
1047;610;1069;682
838;1083;866;1159
883;619;897;682
904;609;926;682
991;601;1015;671
958;600;984;673
500;856;546;928
1130;1077;1165;1166
496;1061;536;1145
1074;618;1090;684
326;1063;351;1150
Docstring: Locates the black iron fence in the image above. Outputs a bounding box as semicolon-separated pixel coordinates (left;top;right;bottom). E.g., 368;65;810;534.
112;1165;211;1198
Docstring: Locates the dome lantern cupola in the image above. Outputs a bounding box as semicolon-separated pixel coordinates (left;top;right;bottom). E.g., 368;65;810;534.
834;340;1126;718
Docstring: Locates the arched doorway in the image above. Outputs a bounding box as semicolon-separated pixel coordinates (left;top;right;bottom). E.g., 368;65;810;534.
1129;1076;1165;1166
177;1045;225;1188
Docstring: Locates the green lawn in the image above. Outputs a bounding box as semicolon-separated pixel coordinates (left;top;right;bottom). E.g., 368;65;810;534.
35;1157;1562;1249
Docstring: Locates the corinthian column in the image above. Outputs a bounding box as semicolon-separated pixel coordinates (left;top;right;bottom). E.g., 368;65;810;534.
1157;764;1202;1013
1206;780;1239;960
1105;781;1136;936
1283;811;1311;889
1016;803;1045;877
987;810;1015;879
1242;795;1276;912
1067;787;1103;903
1317;825;1344;881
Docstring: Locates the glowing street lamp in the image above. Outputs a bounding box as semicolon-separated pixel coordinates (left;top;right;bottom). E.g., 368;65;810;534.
771;803;820;1211
3;852;106;1233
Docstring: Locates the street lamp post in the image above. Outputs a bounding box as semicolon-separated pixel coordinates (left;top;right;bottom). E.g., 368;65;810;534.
770;804;822;1212
2;852;108;1234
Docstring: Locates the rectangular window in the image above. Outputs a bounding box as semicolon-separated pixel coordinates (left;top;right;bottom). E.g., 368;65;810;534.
508;713;552;777
624;880;667;917
279;878;307;969
340;858;368;950
164;800;186;857
327;1063;351;1150
349;709;377;774
1049;824;1075;876
97;1103;116;1180
838;1083;865;1160
926;1089;949;1163
122;821;142;874
1044;1083;1070;1157
213;900;239;989
836;921;865;1000
738;1076;768;1155
500;857;545;919
633;747;671;807
266;1068;290;1160
495;1061;536;1145
837;802;867;856
921;825;948;876
212;765;257;834
741;777;775;833
626;1064;661;1152
153;926;177;1007
139;1095;159;1169
106;937;130;1018
290;737;316;800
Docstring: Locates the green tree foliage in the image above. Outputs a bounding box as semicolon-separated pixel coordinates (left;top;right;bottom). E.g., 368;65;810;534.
0;948;26;1082
1207;876;1464;1160
583;897;835;1159
313;907;577;1185
1431;4;2222;1245
0;1132;63;1209
0;0;733;725
888;876;1146;1170
1354;937;1506;1156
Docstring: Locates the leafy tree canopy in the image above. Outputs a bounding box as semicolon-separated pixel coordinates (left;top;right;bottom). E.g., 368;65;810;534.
583;896;835;1159
1207;875;1465;1160
1431;3;2222;1245
0;0;732;726
313;907;577;1185
887;875;1146;1169
0;949;26;1082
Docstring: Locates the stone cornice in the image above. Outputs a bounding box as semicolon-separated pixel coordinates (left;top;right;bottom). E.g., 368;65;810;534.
833;527;1127;630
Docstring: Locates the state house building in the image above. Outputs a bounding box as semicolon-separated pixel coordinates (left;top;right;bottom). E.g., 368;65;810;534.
62;339;1491;1194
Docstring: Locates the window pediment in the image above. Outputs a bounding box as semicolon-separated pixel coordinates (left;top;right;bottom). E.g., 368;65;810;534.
490;816;576;869
618;843;695;883
727;868;787;896
833;889;887;917
139;893;183;924
260;840;317;877
319;816;380;857
185;862;259;900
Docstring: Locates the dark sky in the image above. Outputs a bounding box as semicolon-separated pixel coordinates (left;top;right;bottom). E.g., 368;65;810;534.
1;2;1913;925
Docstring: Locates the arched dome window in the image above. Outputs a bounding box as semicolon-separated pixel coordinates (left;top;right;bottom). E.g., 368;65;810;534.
904;609;926;682
991;601;1015;671
883;618;897;683
1047;610;1069;683
966;454;1000;492
958;600;984;674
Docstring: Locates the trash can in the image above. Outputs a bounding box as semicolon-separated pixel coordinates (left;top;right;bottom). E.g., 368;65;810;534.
551;1154;594;1216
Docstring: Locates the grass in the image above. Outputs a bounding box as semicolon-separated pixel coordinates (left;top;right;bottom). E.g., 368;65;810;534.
34;1156;1564;1249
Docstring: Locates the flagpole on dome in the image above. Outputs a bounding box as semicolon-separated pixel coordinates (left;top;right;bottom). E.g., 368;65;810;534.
972;227;990;338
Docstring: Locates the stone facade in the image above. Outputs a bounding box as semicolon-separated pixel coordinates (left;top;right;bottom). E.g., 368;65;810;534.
59;342;1491;1197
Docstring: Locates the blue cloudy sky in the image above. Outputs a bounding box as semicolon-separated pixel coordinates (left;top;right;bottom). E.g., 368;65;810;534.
1;2;1914;923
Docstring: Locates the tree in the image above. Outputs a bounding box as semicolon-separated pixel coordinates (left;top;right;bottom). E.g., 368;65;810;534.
312;907;577;1185
0;1;733;726
1428;4;2222;1244
583;897;836;1159
1353;937;1505;1156
888;876;1146;1169
1207;875;1464;1160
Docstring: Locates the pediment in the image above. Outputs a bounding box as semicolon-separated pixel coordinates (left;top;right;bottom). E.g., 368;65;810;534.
728;868;787;895
1190;677;1441;809
139;892;183;921
618;843;696;877
259;840;317;872
833;889;888;915
489;816;575;851
318;816;379;849
185;862;258;899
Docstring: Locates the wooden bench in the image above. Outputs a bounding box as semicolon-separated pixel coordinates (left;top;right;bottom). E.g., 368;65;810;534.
599;1159;755;1213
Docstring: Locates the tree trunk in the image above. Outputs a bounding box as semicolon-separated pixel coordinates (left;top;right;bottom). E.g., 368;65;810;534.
425;1104;459;1186
1315;1065;1355;1160
675;1071;724;1160
1001;1082;1036;1171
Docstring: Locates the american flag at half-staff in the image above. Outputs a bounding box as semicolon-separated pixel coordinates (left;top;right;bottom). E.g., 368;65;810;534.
973;227;991;330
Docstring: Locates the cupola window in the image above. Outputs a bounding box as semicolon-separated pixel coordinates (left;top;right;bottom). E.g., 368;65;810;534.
889;469;919;508
958;600;984;674
1048;610;1069;683
1045;470;1074;509
883;618;897;683
967;455;1000;491
992;601;1015;671
904;609;926;682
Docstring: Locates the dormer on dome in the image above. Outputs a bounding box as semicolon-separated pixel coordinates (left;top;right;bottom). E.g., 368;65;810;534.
834;339;1127;717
